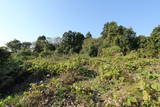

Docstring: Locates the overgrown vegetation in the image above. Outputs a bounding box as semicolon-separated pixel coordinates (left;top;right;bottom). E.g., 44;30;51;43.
0;21;160;106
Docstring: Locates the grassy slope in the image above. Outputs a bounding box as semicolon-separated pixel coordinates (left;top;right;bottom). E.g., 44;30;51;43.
0;54;160;107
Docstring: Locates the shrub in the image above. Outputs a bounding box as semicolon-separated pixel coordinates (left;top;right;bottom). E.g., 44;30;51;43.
99;46;122;57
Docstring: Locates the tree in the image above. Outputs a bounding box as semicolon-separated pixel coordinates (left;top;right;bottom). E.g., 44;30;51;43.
34;35;49;52
118;28;137;55
0;47;10;65
150;25;160;56
101;21;118;40
6;39;22;52
37;35;47;41
85;32;92;39
101;21;137;55
151;25;160;41
80;37;103;57
34;35;56;53
137;35;148;49
22;42;32;50
60;31;85;54
74;32;85;53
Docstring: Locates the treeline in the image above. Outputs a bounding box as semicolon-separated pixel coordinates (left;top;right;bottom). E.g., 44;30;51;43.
1;21;160;61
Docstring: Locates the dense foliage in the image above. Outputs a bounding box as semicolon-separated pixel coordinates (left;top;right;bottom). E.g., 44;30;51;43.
0;21;160;106
0;47;10;65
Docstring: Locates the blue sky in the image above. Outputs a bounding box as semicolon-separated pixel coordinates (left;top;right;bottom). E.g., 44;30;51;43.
0;0;160;46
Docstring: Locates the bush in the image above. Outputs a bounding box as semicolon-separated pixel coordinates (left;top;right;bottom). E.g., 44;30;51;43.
99;46;122;57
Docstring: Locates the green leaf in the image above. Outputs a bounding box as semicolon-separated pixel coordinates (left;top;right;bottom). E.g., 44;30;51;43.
143;90;150;101
151;83;160;91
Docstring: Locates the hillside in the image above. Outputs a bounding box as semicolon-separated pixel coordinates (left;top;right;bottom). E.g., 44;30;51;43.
0;21;160;106
0;53;159;106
